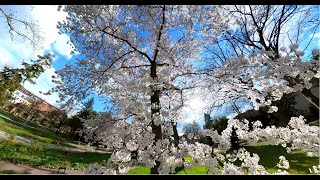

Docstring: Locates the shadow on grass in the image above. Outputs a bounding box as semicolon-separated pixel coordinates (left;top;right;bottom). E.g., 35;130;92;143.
0;140;110;170
0;170;30;174
21;150;110;170
245;145;319;174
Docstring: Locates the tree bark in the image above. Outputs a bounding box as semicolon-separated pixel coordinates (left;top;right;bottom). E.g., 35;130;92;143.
150;61;162;174
171;120;180;147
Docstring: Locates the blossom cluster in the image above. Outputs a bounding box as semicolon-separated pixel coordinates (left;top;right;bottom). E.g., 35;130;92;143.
82;114;319;174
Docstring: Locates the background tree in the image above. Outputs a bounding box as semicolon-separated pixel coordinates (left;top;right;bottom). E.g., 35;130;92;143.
51;110;68;135
0;55;53;106
183;121;201;135
204;114;232;134
80;111;116;149
0;7;44;50
202;5;319;117
66;97;97;140
204;5;319;66
211;117;229;135
203;113;213;130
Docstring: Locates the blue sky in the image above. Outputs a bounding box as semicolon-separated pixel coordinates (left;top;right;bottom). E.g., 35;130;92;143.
0;5;70;107
0;5;319;134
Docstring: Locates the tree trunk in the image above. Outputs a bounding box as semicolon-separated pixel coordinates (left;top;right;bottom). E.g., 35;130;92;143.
171;120;180;147
150;61;162;174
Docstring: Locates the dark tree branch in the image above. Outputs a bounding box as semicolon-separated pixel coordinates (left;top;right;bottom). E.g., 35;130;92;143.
153;5;166;62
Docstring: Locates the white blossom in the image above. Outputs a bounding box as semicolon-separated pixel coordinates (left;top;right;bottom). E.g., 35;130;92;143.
289;43;298;50
126;140;138;151
309;165;320;174
267;106;278;113
276;156;290;169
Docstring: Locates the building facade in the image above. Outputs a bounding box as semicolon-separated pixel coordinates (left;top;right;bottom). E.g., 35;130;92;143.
12;87;59;112
2;86;60;126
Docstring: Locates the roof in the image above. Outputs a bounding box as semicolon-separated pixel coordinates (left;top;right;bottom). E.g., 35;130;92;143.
18;86;60;111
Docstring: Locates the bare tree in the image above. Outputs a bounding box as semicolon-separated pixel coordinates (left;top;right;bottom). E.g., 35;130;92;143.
0;6;44;50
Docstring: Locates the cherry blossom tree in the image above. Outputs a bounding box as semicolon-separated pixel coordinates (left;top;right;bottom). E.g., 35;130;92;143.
202;5;319;115
52;5;319;174
203;45;319;115
53;5;225;174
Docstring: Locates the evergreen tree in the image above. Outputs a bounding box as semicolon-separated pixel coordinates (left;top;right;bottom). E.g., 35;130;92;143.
0;54;52;105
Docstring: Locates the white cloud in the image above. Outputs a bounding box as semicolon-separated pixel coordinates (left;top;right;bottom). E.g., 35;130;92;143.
177;126;183;136
0;26;37;67
0;5;73;108
0;47;15;68
177;89;209;127
52;34;74;60
31;5;69;53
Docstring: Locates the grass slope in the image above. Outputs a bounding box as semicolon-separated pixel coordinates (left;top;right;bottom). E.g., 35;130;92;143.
0;139;109;170
0;117;73;147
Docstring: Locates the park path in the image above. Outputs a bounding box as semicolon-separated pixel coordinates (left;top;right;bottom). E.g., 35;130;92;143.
0;161;85;174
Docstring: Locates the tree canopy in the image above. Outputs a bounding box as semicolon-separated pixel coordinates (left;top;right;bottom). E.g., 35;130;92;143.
0;55;53;104
51;5;319;174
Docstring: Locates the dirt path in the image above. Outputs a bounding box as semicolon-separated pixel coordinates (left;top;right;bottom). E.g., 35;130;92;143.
0;161;85;174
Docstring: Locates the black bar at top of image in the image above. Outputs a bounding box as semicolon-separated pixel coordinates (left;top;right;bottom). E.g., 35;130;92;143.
1;0;319;5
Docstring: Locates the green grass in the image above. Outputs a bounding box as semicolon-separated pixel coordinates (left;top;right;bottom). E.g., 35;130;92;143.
0;110;72;142
0;109;51;131
245;144;319;174
0;139;109;170
0;117;75;148
127;144;319;174
127;166;151;174
176;166;209;174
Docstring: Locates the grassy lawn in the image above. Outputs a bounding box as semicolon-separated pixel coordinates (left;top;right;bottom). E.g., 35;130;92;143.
128;143;319;174
245;144;319;174
0;117;75;148
0;109;54;132
127;166;151;174
0;139;109;170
